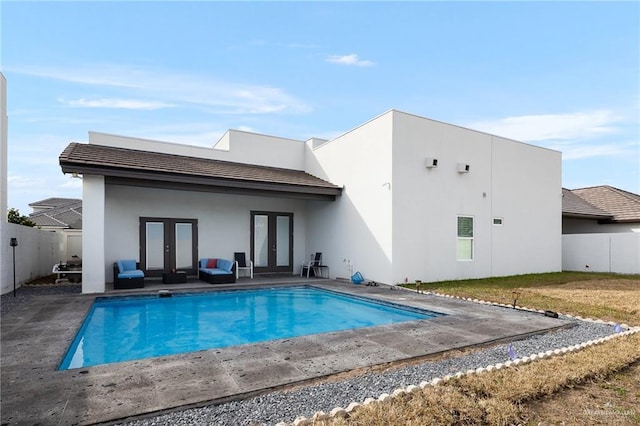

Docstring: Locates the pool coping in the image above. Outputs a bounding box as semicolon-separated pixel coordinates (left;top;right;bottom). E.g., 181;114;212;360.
1;281;572;425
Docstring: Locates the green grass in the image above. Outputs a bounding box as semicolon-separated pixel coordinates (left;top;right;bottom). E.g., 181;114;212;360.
403;272;640;325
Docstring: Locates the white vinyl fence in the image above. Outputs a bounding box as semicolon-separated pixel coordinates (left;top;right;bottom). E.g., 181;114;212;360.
562;233;640;274
1;222;66;295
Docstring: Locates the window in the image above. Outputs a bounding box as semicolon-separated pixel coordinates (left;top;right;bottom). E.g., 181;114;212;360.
493;218;503;226
457;216;473;260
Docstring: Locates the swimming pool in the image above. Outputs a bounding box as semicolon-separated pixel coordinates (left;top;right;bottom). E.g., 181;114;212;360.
59;286;443;370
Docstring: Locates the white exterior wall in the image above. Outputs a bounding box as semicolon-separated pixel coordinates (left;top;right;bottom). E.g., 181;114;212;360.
489;134;562;276
104;185;308;283
563;233;640;274
563;217;640;234
305;112;394;283
390;111;561;283
60;229;83;260
89;130;305;170
391;112;493;282
306;110;561;285
0;223;65;294
82;175;106;293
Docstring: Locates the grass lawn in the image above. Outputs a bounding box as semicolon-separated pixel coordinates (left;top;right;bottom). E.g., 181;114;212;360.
409;272;640;325
311;272;640;425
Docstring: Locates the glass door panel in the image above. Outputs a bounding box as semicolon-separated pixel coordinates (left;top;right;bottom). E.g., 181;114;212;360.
175;223;193;269
146;222;165;270
251;212;293;273
276;215;290;267
141;218;198;277
254;215;269;267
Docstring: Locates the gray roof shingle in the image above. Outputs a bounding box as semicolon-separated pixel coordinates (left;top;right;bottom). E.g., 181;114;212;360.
59;143;341;198
29;197;80;209
29;199;82;229
562;188;612;219
571;185;640;222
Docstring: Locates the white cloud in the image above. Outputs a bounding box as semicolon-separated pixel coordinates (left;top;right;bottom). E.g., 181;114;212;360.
60;179;83;190
59;97;174;110
467;110;622;142
13;64;311;114
548;140;639;160
326;54;375;67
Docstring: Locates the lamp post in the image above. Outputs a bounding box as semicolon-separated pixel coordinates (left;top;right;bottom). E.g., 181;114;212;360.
10;238;17;297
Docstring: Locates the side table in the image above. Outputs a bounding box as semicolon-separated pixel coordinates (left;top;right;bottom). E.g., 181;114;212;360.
162;271;187;284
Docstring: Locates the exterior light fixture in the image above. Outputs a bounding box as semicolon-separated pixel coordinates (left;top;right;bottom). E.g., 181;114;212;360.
10;238;17;297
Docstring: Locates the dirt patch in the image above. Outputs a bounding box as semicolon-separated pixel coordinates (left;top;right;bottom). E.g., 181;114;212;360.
530;279;640;318
526;361;640;425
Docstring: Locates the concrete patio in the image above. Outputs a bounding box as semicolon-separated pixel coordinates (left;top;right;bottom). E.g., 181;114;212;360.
1;279;572;425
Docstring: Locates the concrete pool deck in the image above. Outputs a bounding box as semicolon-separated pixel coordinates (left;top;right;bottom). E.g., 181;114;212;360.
1;280;572;425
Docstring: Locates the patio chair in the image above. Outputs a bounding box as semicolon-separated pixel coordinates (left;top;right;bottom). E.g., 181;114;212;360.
234;252;253;279
300;252;329;278
113;259;144;289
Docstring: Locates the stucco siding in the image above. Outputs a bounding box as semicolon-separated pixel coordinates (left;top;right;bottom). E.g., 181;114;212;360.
391;112;492;283
89;130;306;171
306;112;394;283
82;175;106;293
490;136;562;276
391;111;561;283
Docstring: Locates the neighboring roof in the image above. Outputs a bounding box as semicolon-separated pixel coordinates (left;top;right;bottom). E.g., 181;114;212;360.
59;143;342;200
28;197;80;209
571;185;640;223
29;199;82;229
561;188;612;220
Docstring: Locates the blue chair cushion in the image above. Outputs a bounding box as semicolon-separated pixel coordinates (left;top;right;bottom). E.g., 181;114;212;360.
118;259;137;272
118;270;144;279
200;268;228;275
216;258;233;273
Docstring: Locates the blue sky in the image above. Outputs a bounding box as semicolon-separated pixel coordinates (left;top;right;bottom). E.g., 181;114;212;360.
2;1;639;214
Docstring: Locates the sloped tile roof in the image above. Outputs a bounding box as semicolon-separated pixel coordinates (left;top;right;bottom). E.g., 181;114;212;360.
59;143;341;198
29;199;82;229
562;188;612;219
29;197;80;209
571;185;640;222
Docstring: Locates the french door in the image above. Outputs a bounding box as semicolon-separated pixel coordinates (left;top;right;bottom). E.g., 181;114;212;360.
140;218;198;277
251;212;293;274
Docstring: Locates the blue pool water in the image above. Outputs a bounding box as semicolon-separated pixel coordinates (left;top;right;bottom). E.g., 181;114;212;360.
59;286;443;370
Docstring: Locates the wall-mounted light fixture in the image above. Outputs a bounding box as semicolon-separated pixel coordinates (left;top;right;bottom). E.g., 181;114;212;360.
425;157;438;168
457;163;470;173
10;238;17;297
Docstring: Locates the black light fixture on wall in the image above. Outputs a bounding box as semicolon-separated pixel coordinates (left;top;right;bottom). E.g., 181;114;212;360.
10;237;17;297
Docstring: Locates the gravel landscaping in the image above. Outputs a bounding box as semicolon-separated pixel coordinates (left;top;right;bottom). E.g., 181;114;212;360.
0;283;81;316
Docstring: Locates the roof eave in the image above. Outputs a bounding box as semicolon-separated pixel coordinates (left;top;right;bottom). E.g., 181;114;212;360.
60;162;342;200
562;212;614;220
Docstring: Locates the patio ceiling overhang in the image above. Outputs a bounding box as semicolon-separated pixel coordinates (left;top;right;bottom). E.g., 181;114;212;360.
59;143;343;201
561;212;614;221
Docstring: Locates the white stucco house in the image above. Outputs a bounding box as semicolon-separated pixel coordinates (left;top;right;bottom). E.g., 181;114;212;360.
59;110;562;294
